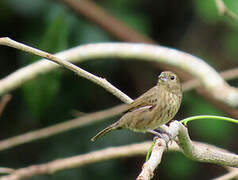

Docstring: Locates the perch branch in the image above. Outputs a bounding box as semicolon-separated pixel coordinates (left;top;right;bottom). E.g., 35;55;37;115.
137;139;166;180
173;121;238;167
0;38;237;107
136;121;238;180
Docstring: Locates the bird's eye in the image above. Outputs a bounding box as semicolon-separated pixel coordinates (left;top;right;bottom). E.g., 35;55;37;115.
170;75;175;80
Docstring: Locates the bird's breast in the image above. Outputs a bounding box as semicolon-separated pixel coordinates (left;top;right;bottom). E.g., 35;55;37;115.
150;91;181;127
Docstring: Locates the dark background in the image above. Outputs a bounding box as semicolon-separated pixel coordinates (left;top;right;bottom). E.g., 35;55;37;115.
0;0;238;179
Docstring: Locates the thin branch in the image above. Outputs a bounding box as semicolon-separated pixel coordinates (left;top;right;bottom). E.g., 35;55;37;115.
214;169;238;180
0;105;126;151
0;168;15;175
215;0;238;22
1;123;237;180
0;94;11;117
59;0;154;43
0;37;133;104
0;38;237;107
0;141;152;180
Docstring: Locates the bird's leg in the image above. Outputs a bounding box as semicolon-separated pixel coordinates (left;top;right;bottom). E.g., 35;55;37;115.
156;127;173;142
146;129;170;146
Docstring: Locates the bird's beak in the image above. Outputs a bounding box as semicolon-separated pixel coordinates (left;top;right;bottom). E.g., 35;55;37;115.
159;74;168;82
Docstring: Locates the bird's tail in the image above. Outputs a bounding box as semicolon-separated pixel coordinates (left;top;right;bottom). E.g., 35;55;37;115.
91;122;119;142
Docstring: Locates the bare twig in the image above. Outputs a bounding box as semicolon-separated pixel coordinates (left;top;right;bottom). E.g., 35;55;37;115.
214;169;238;180
215;0;238;22
0;94;11;117
0;37;133;104
0;168;15;175
0;105;126;151
0;141;152;180
60;0;154;43
0;38;237;107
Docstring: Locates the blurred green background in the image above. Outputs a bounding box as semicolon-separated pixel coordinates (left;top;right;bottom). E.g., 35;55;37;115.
0;0;238;179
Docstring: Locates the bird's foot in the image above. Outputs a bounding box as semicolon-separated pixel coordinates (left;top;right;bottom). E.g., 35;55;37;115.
147;129;172;149
157;128;173;142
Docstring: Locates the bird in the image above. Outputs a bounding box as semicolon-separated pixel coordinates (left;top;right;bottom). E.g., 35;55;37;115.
91;71;182;142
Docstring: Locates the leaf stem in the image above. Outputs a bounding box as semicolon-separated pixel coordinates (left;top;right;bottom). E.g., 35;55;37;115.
180;115;238;125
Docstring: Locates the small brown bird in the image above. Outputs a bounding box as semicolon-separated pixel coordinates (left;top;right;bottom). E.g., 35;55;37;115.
91;71;182;141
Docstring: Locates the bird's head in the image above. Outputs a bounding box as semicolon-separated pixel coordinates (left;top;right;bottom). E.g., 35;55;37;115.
158;71;182;93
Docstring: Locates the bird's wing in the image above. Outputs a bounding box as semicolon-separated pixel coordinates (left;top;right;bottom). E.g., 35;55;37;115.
125;86;158;113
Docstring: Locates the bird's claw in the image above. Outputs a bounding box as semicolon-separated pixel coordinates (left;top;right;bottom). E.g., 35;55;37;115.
148;129;173;149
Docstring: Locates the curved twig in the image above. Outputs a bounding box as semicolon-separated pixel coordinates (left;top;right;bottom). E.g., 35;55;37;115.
60;0;154;43
59;0;238;118
0;94;11;117
215;0;238;22
1;67;238;152
213;169;238;180
136;121;238;180
182;68;238;92
0;38;237;107
173;121;238;167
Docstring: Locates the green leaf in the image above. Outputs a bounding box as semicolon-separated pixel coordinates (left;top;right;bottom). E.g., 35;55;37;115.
193;0;220;23
224;0;238;16
22;72;61;118
22;8;69;117
101;0;150;34
165;153;197;179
